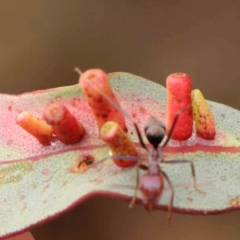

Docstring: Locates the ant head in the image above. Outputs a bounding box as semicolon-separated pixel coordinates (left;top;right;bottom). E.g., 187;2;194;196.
144;117;166;148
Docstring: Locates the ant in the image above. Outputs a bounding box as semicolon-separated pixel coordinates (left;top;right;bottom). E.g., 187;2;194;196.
128;107;204;224
76;69;204;224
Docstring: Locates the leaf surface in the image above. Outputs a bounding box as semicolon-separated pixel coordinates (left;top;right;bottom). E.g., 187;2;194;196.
1;73;240;238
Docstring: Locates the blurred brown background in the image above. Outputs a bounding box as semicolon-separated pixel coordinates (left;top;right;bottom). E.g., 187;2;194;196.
1;0;240;239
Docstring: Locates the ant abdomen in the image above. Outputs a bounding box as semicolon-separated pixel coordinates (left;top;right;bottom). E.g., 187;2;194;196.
144;117;166;148
140;173;164;210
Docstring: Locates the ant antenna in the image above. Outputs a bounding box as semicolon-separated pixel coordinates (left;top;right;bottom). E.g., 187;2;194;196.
74;67;83;76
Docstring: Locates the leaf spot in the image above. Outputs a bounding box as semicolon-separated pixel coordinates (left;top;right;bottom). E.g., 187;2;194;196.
42;169;49;175
20;195;25;200
230;198;239;207
72;155;95;173
43;185;49;192
139;106;147;115
22;205;27;211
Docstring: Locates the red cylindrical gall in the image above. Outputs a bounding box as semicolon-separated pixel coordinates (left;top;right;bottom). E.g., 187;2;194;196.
166;72;193;140
44;103;84;144
79;69;127;133
100;121;137;167
16;111;53;146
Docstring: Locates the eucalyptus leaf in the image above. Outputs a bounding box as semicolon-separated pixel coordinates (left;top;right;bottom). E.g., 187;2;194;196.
0;72;240;239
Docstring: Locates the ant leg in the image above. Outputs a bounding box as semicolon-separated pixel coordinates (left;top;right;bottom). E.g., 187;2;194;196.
129;159;148;207
161;170;174;226
86;155;140;169
130;122;148;207
133;122;148;150
162;159;205;194
162;105;191;148
129;161;140;208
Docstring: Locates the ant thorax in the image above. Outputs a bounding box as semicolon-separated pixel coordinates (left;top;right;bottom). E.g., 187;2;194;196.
147;148;162;175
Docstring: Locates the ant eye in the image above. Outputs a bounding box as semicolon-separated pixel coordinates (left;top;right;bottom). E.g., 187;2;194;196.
145;125;165;148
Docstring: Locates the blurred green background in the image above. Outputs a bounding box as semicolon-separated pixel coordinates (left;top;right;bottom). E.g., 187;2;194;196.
1;0;240;239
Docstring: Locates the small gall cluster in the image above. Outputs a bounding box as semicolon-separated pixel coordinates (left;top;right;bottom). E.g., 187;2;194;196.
16;103;84;146
16;68;216;167
78;69;137;168
16;68;132;166
166;72;216;141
